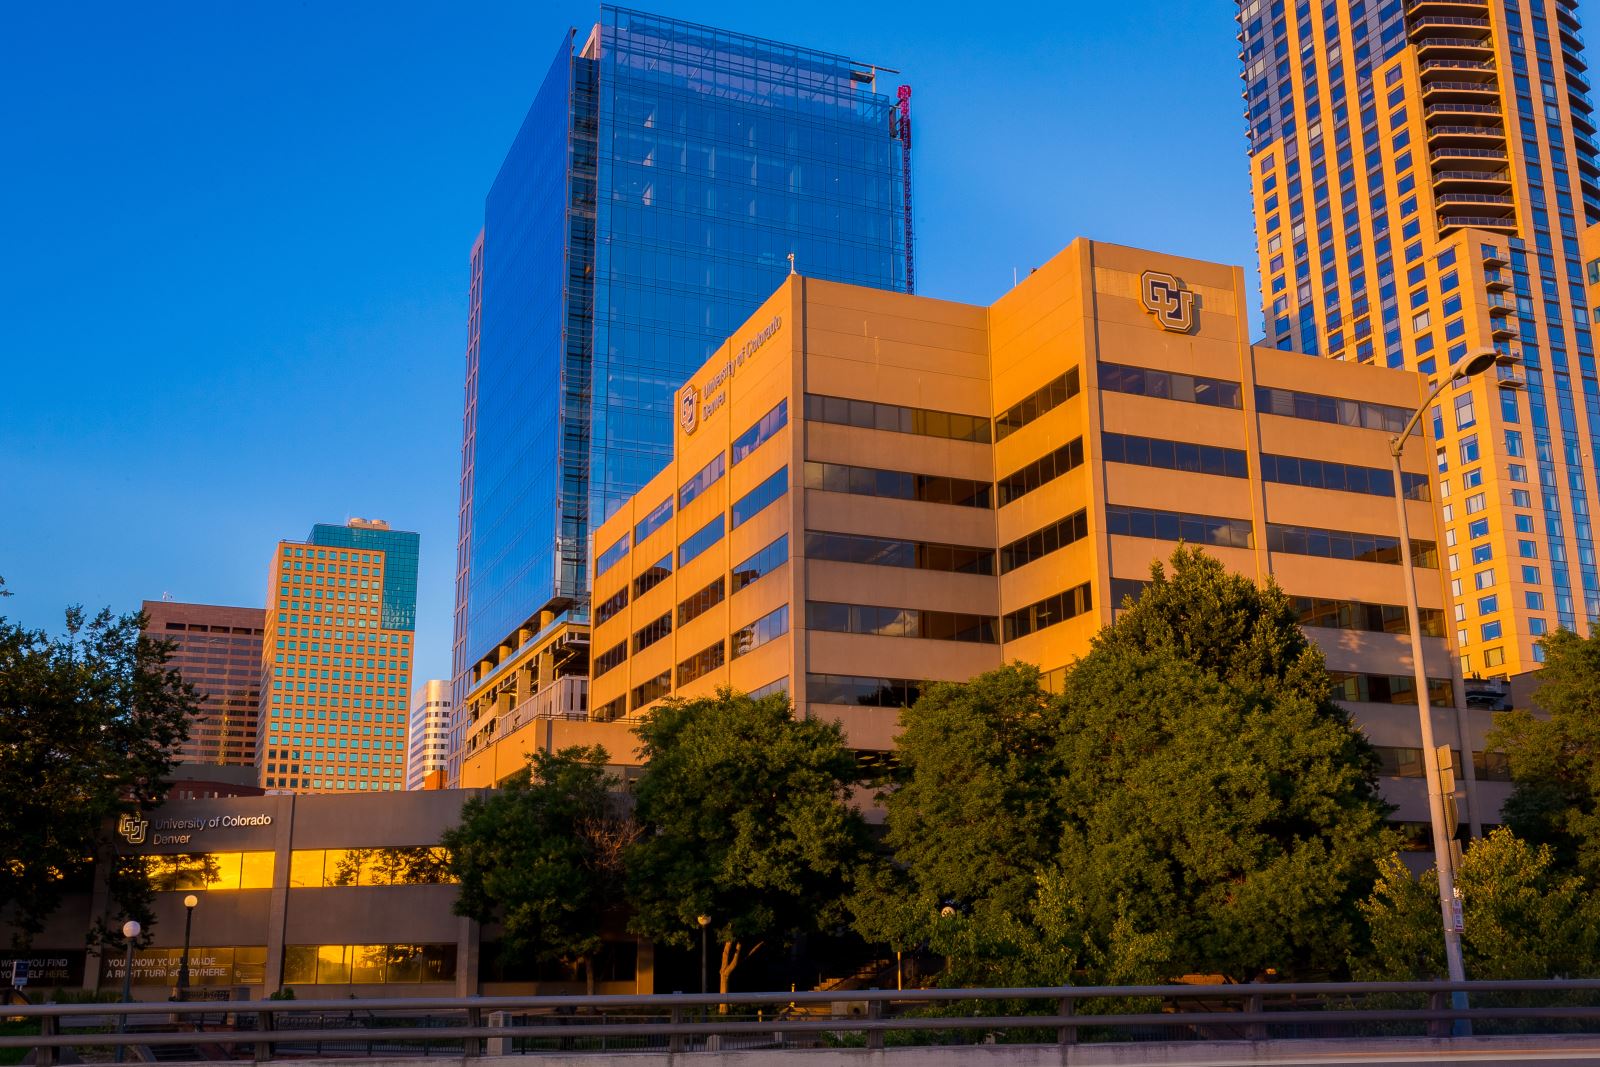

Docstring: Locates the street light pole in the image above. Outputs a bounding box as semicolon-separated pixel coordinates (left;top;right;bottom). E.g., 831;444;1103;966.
1389;345;1498;1035
114;919;141;1064
176;894;198;1000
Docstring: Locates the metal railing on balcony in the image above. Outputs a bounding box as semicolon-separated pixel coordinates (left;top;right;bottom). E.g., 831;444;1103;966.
1434;192;1515;205
1440;215;1520;228
1426;124;1506;137
1421;79;1501;94
9;980;1600;1064
1411;15;1492;28
1413;36;1496;50
1424;102;1501;116
1431;146;1509;160
1419;58;1497;72
1432;168;1512;182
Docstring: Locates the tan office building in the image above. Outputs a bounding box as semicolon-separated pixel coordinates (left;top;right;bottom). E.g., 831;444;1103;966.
585;238;1511;829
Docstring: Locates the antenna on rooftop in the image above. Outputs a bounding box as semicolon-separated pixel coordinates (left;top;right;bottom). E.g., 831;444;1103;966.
787;252;797;276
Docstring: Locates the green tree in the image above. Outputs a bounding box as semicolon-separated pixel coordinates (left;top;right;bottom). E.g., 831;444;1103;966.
0;604;196;947
627;688;868;1000
1049;549;1392;981
1488;627;1600;876
443;746;632;994
1354;829;1600;980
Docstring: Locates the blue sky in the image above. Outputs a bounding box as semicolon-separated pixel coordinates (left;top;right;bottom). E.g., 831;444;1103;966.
3;0;1278;688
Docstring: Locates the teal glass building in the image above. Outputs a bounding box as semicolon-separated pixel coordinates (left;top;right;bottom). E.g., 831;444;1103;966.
453;7;913;701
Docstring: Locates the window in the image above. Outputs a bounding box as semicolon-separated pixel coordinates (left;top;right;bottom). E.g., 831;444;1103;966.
997;438;1085;506
1262;453;1428;499
678;577;725;626
804;393;990;443
808;602;998;643
732;466;788;527
1328;672;1454;706
732;605;789;658
1002;583;1095;640
1106;505;1254;549
1292;596;1446;637
1475;569;1496;590
1465;493;1487;514
1100;363;1242;408
807;674;923;708
804;461;991;508
1527;590;1546;610
288;848;454;887
679;453;726;508
633;555;672;599
1459;434;1480;465
1455;390;1476;430
1512;489;1532;508
1483;646;1506;668
732;535;788;593
731;400;788;464
631;671;671;710
595;587;628;625
1515;514;1534;533
1520;540;1538;558
1000;509;1090;573
633;498;673;546
145;852;275;892
994;369;1082;440
1468;518;1490;540
1267;523;1438;567
596;535;629;577
1103;433;1248;478
806;531;995;574
1254;385;1417;433
593;641;627;679
632;612;672;654
1471;544;1493;565
1478;594;1499;615
679;517;725;567
677;640;726;687
281;944;456;985
1522;565;1542;585
1481;621;1503;641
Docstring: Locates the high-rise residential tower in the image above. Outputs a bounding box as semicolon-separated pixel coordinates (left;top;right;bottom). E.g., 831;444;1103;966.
256;518;420;793
1239;0;1600;677
141;600;266;766
406;679;452;790
448;6;914;783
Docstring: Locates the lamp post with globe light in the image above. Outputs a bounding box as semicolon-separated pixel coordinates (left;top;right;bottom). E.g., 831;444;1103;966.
175;894;198;1000
696;915;711;998
1388;344;1501;1035
114;919;141;1063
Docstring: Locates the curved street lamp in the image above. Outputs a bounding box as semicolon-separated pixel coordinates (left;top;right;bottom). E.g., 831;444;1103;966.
1388;344;1500;1034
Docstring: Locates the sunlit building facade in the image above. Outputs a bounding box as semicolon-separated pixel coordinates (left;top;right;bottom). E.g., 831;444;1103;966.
585;239;1512;831
141;600;266;767
406;680;453;790
256;519;419;794
449;6;914;783
1237;0;1600;677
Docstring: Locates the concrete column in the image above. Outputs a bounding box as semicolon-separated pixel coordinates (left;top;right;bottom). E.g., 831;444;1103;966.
260;795;296;994
456;914;479;995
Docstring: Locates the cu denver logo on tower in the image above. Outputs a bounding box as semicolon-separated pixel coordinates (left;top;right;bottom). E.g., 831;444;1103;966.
678;383;699;436
117;813;149;845
1140;270;1197;333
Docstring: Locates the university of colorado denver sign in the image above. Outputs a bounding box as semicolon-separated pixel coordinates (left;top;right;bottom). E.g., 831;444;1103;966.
680;315;782;435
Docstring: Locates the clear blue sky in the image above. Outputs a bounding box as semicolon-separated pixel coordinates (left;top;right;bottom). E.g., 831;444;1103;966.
3;0;1297;688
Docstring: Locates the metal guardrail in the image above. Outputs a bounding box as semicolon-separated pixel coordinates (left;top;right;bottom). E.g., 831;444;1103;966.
7;980;1600;1062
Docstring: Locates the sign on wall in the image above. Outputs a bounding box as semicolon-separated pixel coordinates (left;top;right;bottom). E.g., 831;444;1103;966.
1140;270;1197;333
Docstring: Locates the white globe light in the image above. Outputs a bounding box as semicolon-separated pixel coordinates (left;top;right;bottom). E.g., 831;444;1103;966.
122;920;141;939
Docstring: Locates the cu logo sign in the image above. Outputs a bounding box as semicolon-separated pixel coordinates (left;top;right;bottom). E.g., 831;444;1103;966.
1140;270;1197;334
117;813;149;845
679;384;699;436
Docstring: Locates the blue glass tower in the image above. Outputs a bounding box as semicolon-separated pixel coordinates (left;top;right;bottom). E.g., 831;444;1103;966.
455;7;912;685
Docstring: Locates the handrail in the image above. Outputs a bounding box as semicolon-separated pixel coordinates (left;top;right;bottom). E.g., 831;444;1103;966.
9;977;1600;1064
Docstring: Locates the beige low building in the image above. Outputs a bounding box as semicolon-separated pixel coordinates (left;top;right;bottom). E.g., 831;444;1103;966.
579;237;1510;831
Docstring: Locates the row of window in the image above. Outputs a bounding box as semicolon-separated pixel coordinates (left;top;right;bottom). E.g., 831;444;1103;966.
997;437;1085;506
679;577;725;626
803;460;992;509
679;452;725;509
281;943;457;985
1261;452;1429;500
677;640;725;687
1002;582;1095;642
143;852;274;892
804;392;991;443
1373;746;1511;783
1266;523;1438;568
1290;596;1447;638
731;400;788;465
1102;432;1249;479
1100;362;1243;409
1106;505;1255;550
1000;508;1089;574
634;555;671;598
633;612;671;654
1254;385;1419;435
808;601;999;644
995;369;1081;441
805;530;995;575
732;465;789;528
1328;672;1454;707
288;847;455;888
808;673;925;708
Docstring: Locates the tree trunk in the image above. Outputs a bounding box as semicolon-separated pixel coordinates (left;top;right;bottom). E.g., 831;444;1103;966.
583;955;594;998
718;939;764;1015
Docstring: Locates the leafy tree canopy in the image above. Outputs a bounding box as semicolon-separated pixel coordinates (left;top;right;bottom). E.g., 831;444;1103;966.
0;605;195;947
443;745;630;994
1354;829;1600;980
626;688;868;995
1489;627;1600;877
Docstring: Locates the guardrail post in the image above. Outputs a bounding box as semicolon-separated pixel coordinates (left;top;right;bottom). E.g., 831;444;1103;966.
1246;992;1266;1041
1428;990;1446;1039
465;1005;482;1058
254;1004;274;1063
36;1014;57;1067
866;995;883;1050
1057;996;1076;1046
669;1003;684;1054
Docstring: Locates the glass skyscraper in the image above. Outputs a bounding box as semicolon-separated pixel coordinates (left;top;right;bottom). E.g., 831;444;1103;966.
1239;0;1600;677
450;5;912;776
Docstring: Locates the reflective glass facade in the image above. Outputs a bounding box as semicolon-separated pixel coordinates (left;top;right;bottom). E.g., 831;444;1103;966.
310;523;420;632
460;5;910;673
